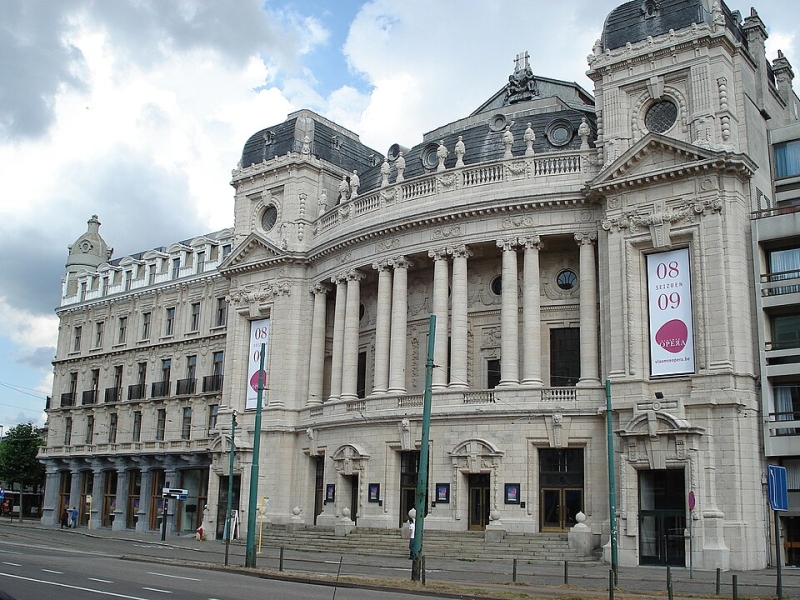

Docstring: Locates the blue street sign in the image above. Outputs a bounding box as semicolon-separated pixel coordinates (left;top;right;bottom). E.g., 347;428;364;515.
177;494;188;501
769;465;789;512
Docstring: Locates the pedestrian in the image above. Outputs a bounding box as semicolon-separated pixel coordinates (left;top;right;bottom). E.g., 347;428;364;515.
70;506;78;529
408;516;415;559
60;508;69;529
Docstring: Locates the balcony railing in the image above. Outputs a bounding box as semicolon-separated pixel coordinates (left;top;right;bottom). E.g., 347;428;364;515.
176;378;197;395
104;387;121;403
128;383;145;401
151;380;170;398
761;269;800;296
81;390;97;405
203;374;224;393
60;393;74;407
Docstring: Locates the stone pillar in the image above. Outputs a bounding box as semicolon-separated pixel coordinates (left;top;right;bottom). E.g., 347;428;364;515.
308;283;329;406
112;463;129;531
521;236;543;387
429;248;450;389
497;238;519;386
388;256;411;394
449;245;471;389
136;467;153;533
372;261;392;394
68;463;82;515
328;275;347;402
41;463;61;526
341;269;364;402
575;232;601;386
164;466;179;536
91;467;103;529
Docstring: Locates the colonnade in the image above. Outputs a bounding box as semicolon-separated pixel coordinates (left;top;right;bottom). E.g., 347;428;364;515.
306;233;600;404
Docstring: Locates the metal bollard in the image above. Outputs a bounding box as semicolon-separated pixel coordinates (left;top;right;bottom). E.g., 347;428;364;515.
512;558;517;583
667;565;673;600
564;560;569;585
279;546;284;572
716;568;721;596
609;569;615;600
732;574;738;600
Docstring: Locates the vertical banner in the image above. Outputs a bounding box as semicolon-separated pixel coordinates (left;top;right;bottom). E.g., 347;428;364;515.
246;318;271;409
647;248;695;376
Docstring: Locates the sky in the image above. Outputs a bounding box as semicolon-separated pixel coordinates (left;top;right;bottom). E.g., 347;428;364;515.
0;0;798;431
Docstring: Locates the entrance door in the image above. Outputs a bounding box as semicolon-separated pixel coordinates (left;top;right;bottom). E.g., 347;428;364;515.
216;475;240;540
349;474;359;524
541;488;583;531
399;451;419;526
468;474;491;530
313;456;324;525
639;469;686;566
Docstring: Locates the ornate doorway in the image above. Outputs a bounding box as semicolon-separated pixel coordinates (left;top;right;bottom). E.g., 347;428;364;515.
539;448;584;532
468;474;491;530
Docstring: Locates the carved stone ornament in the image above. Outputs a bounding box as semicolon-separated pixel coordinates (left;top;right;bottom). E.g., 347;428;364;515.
228;283;291;305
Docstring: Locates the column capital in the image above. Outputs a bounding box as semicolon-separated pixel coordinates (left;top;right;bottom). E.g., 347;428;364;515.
520;235;543;250
373;260;392;272
389;256;413;270
345;269;365;282
331;271;349;284
310;282;331;295
428;247;449;261
574;231;598;246
448;245;473;259
497;237;519;252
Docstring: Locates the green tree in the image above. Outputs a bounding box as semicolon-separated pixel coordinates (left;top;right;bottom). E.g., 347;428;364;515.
0;423;45;521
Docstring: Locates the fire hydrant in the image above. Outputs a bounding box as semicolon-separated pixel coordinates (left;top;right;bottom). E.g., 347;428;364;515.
196;526;204;541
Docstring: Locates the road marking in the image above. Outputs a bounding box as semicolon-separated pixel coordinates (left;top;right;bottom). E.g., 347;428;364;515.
42;569;64;574
147;571;201;581
1;562;20;567
0;570;151;599
89;577;114;583
142;587;173;594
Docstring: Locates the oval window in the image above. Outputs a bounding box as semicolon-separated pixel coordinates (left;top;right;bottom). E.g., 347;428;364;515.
490;276;502;295
261;205;278;232
556;269;577;290
645;100;678;134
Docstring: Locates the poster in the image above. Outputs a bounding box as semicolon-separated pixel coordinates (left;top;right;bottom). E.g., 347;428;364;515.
647;248;695;376
246;318;271;409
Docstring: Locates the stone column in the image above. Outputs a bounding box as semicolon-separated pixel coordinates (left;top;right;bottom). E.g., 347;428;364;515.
328;274;347;402
341;269;364;402
136;467;153;533
372;261;392;394
69;463;82;514
497;238;520;386
308;283;329;406
429;248;450;389
112;462;129;531
449;245;471;389
388;256;412;394
575;232;601;386
91;466;103;529
164;466;179;536
42;463;62;526
521;236;543;387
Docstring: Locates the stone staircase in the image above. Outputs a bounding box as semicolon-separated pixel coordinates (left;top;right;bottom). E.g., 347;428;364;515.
255;525;600;563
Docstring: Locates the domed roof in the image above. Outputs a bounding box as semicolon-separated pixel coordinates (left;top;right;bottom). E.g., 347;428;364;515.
65;215;113;273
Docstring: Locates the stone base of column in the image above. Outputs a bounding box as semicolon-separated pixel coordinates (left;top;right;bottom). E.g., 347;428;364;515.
340;394;358;402
387;387;407;395
497;380;520;388
521;379;543;387
576;378;602;388
448;382;468;389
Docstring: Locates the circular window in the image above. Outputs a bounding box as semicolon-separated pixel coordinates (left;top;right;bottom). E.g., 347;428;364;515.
645;100;678;134
359;303;365;321
490;276;502;295
556;269;577;290
421;143;439;169
489;113;508;132
261;205;278;232
545;120;574;147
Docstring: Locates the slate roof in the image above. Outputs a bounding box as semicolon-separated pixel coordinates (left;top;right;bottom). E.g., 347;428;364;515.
602;0;745;51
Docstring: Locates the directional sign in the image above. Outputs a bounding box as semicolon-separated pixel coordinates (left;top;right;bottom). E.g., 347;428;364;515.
162;488;189;497
768;465;789;512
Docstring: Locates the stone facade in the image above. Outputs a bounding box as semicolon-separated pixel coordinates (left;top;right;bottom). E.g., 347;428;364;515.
39;0;800;570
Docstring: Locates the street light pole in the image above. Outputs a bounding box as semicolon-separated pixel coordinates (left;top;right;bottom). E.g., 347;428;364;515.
245;343;266;568
224;410;237;566
606;379;618;584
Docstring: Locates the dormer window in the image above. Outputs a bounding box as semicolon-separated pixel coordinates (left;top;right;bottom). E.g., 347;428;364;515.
263;130;275;145
642;0;659;19
331;135;342;151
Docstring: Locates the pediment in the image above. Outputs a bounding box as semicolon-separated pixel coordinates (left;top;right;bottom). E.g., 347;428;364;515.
219;233;286;273
590;133;755;193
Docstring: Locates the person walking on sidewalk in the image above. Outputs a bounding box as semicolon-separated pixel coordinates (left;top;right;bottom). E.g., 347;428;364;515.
70;507;78;529
60;508;69;529
408;516;415;559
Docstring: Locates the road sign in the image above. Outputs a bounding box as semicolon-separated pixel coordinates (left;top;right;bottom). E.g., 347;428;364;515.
162;488;189;498
688;490;696;511
769;465;789;511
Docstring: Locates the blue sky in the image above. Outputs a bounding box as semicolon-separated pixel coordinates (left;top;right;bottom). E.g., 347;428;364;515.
0;0;798;430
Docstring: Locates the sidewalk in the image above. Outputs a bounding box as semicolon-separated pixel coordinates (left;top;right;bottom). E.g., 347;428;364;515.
11;519;800;599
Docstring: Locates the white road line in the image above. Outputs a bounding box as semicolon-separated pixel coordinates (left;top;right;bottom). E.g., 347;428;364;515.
0;570;151;599
42;569;64;574
89;577;114;583
142;587;173;594
1;562;20;567
147;571;201;581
